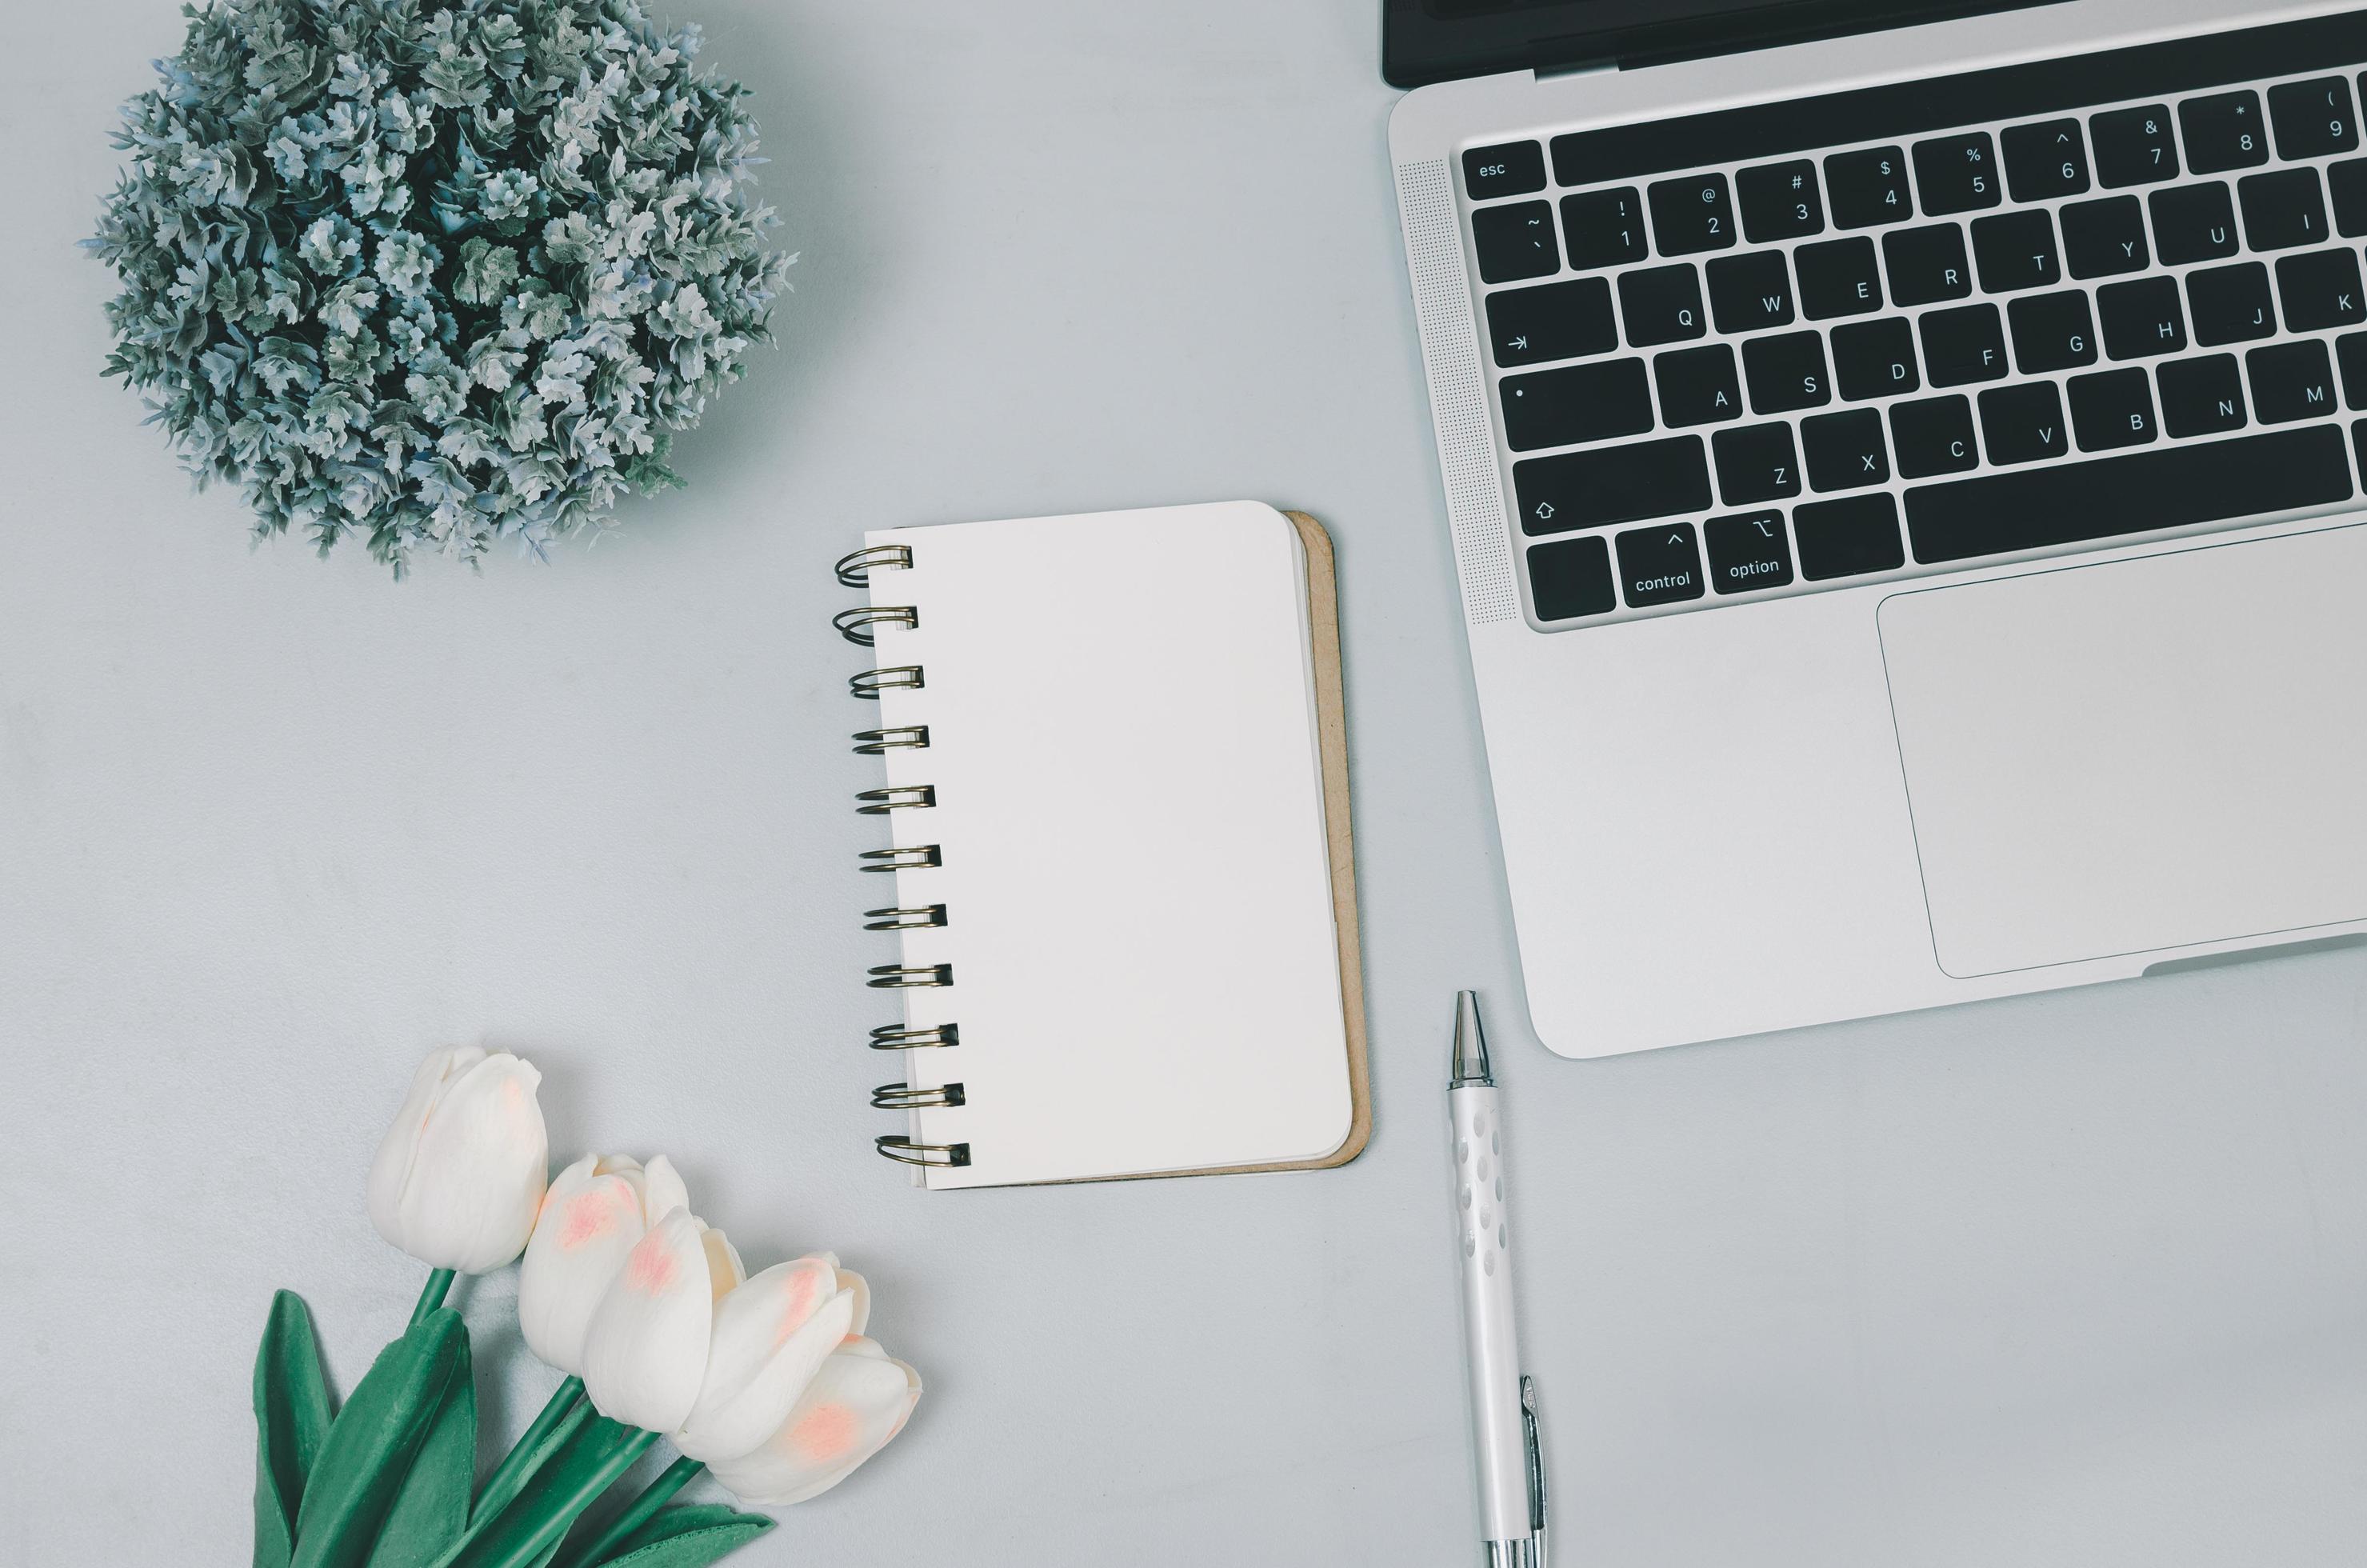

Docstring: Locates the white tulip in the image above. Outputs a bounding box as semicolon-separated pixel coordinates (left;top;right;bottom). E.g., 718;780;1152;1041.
581;1232;880;1467
706;1337;922;1506
366;1046;549;1274
675;1256;858;1462
581;1209;718;1434
517;1153;691;1375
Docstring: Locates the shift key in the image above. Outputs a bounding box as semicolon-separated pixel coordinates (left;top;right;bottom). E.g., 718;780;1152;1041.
1515;436;1712;534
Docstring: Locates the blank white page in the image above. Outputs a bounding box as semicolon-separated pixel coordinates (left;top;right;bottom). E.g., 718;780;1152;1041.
859;502;1353;1189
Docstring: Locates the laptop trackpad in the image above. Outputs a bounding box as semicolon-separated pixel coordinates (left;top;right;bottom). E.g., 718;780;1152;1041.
1879;522;2367;979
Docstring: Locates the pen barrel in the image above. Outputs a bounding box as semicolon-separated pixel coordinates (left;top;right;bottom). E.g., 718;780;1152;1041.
1450;1083;1532;1547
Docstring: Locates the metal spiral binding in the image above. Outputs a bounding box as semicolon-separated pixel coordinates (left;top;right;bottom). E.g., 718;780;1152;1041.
876;1135;970;1168
865;905;948;930
870;1022;959;1050
858;844;942;872
840;542;971;1169
873;1082;966;1109
856;786;936;814
852;726;930;754
836;545;912;586
869;963;954;989
833;606;918;646
850;665;925;698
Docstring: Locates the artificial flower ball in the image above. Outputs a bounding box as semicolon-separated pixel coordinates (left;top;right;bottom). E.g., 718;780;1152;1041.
90;0;794;574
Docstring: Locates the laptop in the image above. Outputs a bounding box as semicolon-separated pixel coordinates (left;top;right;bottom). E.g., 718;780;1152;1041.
1388;0;2367;1058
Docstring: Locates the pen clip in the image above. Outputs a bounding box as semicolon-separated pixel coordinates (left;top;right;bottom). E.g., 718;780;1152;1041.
1521;1374;1549;1568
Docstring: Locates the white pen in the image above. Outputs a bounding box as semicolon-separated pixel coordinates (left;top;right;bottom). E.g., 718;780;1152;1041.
1449;990;1548;1568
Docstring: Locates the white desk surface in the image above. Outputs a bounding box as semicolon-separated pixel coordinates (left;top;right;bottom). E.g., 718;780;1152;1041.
3;3;2363;1564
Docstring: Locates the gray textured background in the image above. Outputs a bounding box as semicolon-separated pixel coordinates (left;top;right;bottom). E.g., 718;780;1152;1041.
3;2;2364;1564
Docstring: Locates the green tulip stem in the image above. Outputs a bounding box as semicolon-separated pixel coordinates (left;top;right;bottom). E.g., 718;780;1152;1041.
549;1454;705;1568
502;1426;661;1568
410;1268;457;1327
472;1376;586;1521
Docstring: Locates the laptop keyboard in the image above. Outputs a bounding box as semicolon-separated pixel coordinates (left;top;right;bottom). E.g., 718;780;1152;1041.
1460;13;2367;627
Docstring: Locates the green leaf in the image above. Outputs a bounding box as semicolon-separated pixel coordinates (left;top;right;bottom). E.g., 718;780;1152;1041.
364;1324;477;1568
291;1307;470;1568
436;1417;658;1568
254;1290;334;1568
596;1506;773;1568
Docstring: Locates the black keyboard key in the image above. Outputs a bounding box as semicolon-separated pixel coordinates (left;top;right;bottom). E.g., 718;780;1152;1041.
1616;523;1708;607
2330;158;2367;236
2277;248;2367;333
1977;381;2069;466
1801;409;1891;491
1794;494;1905;580
1500;359;1653;451
1465;142;1546;199
2157;354;2249;437
1920;303;2009;386
2149;182;2240;266
2238;168;2329;251
1527;536;1617;622
1825;146;1913;229
1903;426;2352;565
1649;173;1737;256
1514;437;1712;534
2002;119;2090;203
2097;277;2188;360
2179;91;2269;176
2092;106;2180;188
2067;368;2158;451
2186;262;2277;346
1486;278;1619;367
1883;224;1972;307
1705;512;1794;593
2269;76;2361;160
2249;340;2341;424
1795;237;1885;319
1969;210;2061;294
1473;201;1559;284
2008;290;2098;374
2061;197;2150;279
1889;394;1981;478
1655;345;1743;427
1561;188;1649;271
1737;160;1825;242
1705;250;1797;334
1741;330;1833;413
1913;133;2001;217
1713;422;1802;504
2341;333;2367;410
1832;318;1921;401
1618;265;1707;347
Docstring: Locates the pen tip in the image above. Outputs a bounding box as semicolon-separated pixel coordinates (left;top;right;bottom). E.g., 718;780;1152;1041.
1450;990;1492;1086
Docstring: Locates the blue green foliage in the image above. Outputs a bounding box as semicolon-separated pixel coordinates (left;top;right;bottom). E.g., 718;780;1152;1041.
90;1;794;572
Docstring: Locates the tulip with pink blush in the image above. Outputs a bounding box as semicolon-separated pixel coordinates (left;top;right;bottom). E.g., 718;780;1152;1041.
579;1226;880;1470
518;1153;692;1377
580;1209;718;1434
706;1338;923;1506
675;1257;859;1462
366;1046;549;1275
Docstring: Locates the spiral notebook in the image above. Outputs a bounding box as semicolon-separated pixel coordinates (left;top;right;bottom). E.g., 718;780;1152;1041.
832;502;1370;1190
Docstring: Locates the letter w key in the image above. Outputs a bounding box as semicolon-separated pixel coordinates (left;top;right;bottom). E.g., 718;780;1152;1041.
1709;252;1798;334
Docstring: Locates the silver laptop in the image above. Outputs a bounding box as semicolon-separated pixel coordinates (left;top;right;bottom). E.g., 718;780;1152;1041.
1389;0;2367;1058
